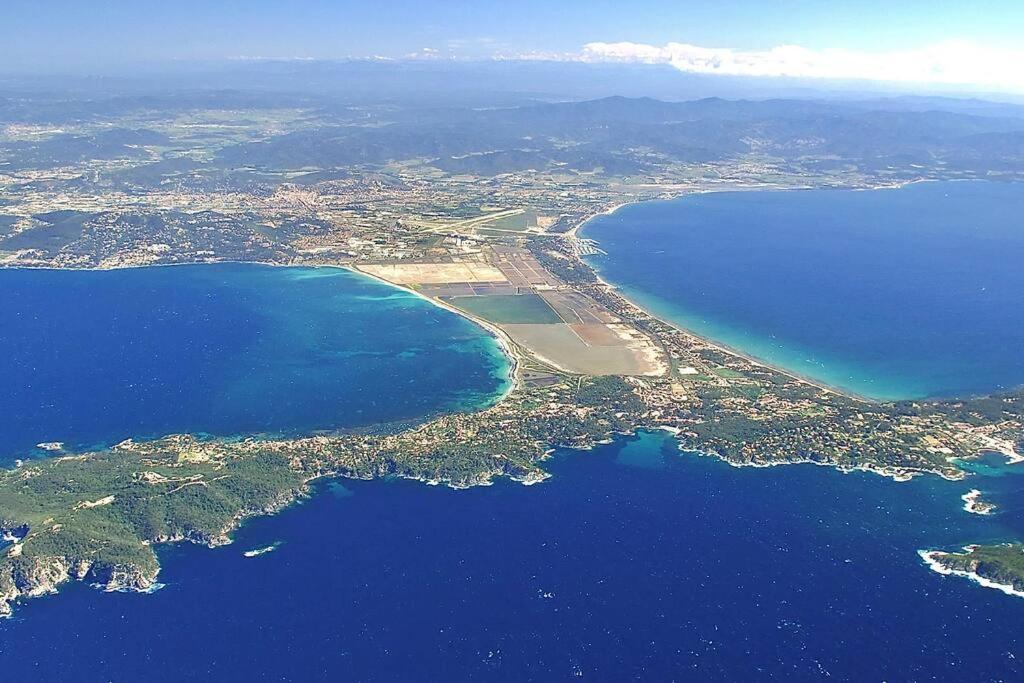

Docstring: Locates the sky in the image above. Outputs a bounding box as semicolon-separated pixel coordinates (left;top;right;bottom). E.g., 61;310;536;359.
5;0;1024;93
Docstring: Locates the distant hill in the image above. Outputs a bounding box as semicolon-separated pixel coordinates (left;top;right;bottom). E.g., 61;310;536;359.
0;128;171;170
212;95;1024;176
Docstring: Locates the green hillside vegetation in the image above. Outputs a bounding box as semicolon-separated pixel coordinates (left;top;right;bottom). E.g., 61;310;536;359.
930;544;1024;593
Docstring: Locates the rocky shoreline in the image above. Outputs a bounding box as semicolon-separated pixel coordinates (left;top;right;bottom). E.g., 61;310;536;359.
961;489;998;515
919;545;1024;598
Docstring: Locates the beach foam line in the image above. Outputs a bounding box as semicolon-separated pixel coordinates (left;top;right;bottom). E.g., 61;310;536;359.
243;542;281;558
961;489;996;515
92;581;166;595
702;450;926;482
918;549;1024;599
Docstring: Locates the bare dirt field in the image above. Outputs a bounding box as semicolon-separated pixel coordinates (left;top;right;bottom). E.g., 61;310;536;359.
569;323;626;346
357;255;666;377
358;262;507;285
491;246;562;288
502;323;664;376
419;282;519;297
539;290;619;325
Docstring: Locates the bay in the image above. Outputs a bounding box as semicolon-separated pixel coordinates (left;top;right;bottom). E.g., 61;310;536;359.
584;181;1024;400
0;263;510;462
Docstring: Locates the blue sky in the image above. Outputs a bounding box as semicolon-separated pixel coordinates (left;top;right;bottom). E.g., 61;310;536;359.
4;1;1024;91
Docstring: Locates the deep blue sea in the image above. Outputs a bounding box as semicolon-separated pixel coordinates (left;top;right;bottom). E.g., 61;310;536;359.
584;181;1024;400
2;431;1023;680
0;264;510;462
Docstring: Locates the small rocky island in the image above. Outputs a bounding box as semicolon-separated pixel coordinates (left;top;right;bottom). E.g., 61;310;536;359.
921;544;1024;598
961;489;998;515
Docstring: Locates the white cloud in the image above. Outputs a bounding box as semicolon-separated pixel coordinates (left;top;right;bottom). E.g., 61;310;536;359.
404;47;444;60
580;40;1024;93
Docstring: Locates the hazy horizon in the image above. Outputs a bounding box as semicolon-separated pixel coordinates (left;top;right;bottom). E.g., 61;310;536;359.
4;0;1024;97
4;58;1024;109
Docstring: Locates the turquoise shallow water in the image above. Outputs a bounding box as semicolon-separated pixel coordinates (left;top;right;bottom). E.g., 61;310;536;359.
0;264;510;462
584;181;1024;400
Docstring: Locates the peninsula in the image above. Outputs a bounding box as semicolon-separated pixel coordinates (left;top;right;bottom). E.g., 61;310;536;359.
3;92;1024;615
3;227;1024;615
920;545;1024;598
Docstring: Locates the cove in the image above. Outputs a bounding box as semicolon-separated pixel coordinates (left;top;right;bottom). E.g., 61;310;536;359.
0;263;510;462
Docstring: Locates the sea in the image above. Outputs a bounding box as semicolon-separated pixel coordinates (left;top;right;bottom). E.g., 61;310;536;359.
3;182;1024;680
0;264;511;463
584;180;1024;400
1;432;1022;680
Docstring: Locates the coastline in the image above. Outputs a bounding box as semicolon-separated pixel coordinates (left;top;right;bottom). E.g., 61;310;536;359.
4;258;520;399
1;178;939;408
918;548;1024;599
0;230;900;408
344;264;521;402
593;268;863;400
0;261;516;464
565;201;635;238
8;187;1014;453
684;443;965;482
961;489;997;515
6;243;1001;611
572;209;868;402
569;186;989;405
